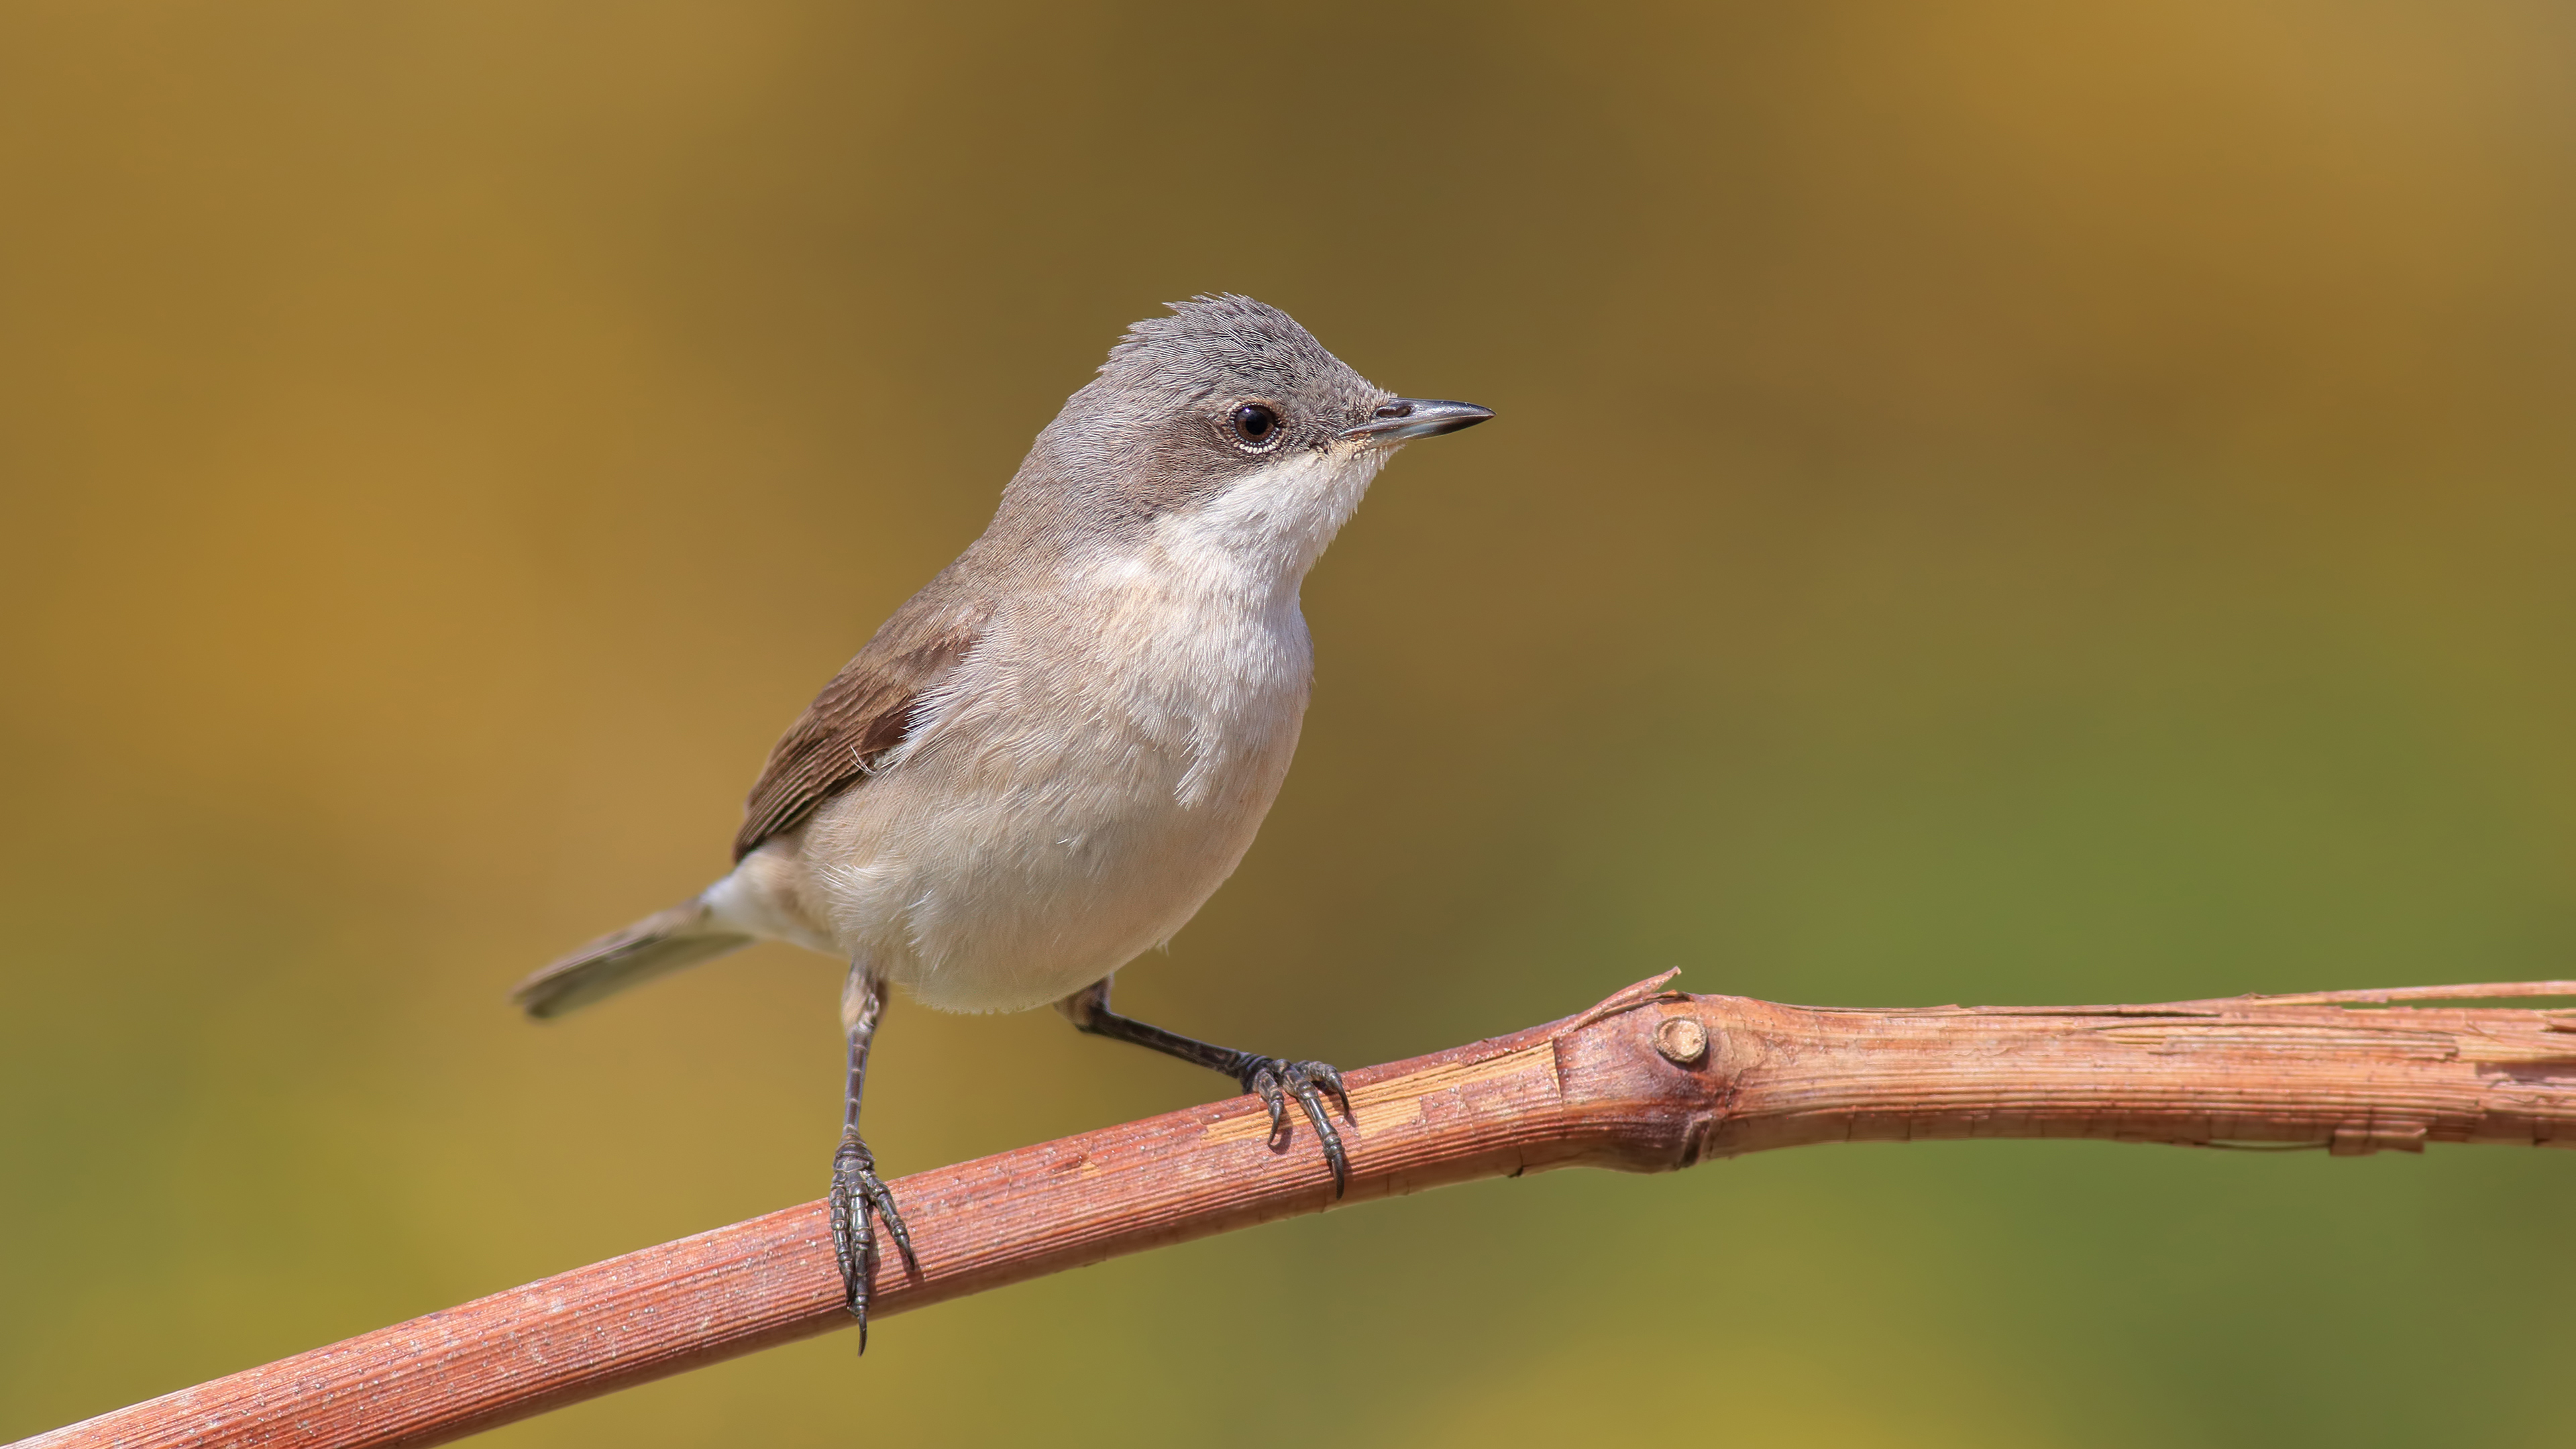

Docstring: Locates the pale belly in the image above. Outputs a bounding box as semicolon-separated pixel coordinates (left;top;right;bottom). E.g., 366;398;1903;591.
708;506;1334;1013
740;655;1308;1014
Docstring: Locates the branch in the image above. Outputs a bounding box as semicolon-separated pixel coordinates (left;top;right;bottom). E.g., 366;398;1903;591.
21;975;2576;1449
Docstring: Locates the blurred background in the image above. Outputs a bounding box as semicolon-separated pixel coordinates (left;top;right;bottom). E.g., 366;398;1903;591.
4;2;2572;1444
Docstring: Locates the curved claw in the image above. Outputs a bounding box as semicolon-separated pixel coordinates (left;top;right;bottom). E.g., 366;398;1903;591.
1246;1066;1291;1142
1240;1057;1354;1199
829;1130;918;1351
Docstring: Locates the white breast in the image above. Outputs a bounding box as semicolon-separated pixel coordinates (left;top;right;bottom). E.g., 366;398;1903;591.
768;447;1383;1013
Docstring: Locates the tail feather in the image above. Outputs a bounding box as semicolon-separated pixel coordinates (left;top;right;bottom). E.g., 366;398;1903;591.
513;898;754;1019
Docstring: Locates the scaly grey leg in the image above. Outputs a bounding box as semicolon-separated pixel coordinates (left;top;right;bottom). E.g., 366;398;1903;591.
829;963;918;1349
1056;975;1352;1195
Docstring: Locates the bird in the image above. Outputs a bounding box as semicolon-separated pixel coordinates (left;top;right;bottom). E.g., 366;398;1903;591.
510;294;1492;1344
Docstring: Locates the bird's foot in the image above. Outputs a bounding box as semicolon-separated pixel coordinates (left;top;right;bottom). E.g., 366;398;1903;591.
828;1128;919;1350
1237;1057;1354;1197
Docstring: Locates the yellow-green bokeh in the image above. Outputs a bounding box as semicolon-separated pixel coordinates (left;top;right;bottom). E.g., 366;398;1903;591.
4;3;2571;1444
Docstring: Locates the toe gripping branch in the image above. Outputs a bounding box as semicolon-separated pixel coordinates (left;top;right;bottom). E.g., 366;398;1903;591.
828;1129;919;1349
1234;1056;1356;1197
1056;979;1359;1198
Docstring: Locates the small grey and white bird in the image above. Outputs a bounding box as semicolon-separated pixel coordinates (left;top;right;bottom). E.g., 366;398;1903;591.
511;294;1490;1340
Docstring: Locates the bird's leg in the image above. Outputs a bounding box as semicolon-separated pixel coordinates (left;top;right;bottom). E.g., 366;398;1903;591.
1055;974;1354;1196
829;964;918;1349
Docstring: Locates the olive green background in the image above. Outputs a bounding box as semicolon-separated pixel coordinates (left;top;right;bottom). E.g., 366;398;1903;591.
4;3;2571;1444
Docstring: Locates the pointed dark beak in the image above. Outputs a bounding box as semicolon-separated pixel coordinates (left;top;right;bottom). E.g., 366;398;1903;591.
1340;398;1495;445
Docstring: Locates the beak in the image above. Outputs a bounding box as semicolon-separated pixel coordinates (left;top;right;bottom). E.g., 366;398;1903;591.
1340;398;1495;445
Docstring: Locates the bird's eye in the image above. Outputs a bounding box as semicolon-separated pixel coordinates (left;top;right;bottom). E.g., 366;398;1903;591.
1230;404;1281;446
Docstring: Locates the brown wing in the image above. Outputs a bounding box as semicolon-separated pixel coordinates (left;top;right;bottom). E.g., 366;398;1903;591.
732;598;989;861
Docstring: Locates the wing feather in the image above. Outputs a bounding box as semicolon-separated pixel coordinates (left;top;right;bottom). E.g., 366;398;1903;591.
732;594;990;861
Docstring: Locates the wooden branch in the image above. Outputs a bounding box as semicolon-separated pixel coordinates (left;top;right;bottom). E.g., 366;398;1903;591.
21;975;2576;1449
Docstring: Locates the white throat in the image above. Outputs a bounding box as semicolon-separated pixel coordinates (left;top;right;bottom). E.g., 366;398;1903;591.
1150;442;1388;600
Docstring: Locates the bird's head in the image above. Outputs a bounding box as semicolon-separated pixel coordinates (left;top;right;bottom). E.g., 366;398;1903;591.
998;294;1491;575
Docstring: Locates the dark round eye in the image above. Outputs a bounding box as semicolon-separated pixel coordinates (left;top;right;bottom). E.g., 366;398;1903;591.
1230;403;1280;445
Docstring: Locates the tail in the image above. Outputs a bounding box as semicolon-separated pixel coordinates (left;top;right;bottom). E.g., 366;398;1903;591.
511;897;755;1020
